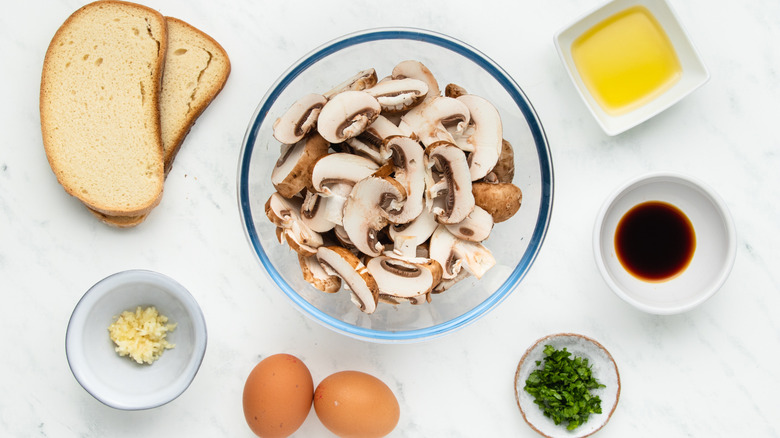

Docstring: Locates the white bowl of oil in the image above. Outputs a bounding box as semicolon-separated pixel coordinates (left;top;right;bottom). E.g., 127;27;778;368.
554;0;709;135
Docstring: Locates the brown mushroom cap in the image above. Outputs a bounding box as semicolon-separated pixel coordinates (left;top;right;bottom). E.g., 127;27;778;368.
472;182;523;223
299;253;341;293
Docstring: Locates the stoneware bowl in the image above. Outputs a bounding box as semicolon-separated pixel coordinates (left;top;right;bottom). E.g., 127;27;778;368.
238;27;554;343
515;333;621;438
593;172;736;314
554;0;709;135
66;270;207;410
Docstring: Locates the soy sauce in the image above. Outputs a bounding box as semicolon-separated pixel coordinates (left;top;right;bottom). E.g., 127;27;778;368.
615;201;695;282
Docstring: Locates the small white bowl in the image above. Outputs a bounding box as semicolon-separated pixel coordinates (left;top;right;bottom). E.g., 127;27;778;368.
515;333;620;438
593;172;736;314
554;0;709;135
66;270;207;410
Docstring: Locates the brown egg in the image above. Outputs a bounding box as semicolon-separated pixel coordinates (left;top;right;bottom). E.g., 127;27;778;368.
243;354;314;438
314;370;400;438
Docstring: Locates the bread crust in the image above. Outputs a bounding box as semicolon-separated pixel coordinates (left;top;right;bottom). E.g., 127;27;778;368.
40;0;167;216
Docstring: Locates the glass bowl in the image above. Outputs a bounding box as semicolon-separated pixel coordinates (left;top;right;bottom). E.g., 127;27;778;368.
238;28;554;342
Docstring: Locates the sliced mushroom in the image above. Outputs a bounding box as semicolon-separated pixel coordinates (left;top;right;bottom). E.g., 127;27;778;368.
451;94;503;181
265;192;323;256
309;153;380;225
310;153;379;194
300;190;336;233
316;246;379;314
298;253;341;293
272;132;330;198
388;204;438;258
364;78;429;113
273;93;328;145
323;68;378;100
346;115;403;164
484;139;515;184
398;96;470;147
317;91;381;143
424;142;475;224
456;239;496;279
333;225;356;250
472;182;523;223
342;176;407;257
367;256;442;301
444;205;494;242
429;225;495;280
392;60;440;100
380;136;425;224
444;83;468;98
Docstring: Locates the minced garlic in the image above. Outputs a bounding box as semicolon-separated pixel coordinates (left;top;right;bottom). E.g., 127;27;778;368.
108;306;176;365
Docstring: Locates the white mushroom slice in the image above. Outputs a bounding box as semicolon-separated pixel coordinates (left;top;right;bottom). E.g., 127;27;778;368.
380;136;425;224
456;239;496;279
444;205;494;242
392;60;440;100
429;225;464;280
300;191;336;233
342;176;407;257
333;225;356;250
298;253;341;293
398;96;470;147
367;256;443;299
272;133;330;198
265;192;323;256
310;153;379;194
346;116;403;164
364;78;429;113
472;182;523;223
388;207;438;258
428;225;495;280
454;94;503;181
272;93;328;145
323;68;378;100
316;246;379;314
424;142;475;224
317;91;381;143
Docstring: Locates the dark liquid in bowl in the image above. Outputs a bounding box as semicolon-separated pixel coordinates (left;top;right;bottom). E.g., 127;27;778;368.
615;201;696;282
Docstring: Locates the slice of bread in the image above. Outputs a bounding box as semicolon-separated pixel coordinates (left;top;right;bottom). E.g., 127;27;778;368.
88;15;231;227
160;16;231;173
40;1;167;217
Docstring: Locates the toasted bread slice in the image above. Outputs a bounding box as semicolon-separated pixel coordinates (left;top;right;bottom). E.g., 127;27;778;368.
88;16;231;227
40;1;167;217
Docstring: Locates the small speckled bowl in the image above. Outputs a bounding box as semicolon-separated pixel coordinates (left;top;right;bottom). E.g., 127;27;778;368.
515;333;620;438
66;270;207;410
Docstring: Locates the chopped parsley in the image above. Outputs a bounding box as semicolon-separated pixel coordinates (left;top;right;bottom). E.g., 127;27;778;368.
524;345;605;431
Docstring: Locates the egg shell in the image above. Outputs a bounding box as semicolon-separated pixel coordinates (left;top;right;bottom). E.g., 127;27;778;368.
314;370;400;438
243;354;314;438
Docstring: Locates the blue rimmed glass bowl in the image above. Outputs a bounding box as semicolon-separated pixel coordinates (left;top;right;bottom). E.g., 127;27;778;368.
238;28;553;343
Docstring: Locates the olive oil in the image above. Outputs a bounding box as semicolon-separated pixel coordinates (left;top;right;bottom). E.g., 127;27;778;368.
615;201;695;282
572;6;682;115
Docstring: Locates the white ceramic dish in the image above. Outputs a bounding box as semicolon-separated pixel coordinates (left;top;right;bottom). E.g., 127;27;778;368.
515;333;620;438
593;172;736;314
66;270;207;410
554;0;709;135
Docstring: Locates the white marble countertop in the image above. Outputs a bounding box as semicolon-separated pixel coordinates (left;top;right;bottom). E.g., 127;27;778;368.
2;0;779;436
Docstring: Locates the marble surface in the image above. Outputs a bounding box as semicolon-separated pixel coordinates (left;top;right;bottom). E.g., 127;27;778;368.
2;0;779;436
